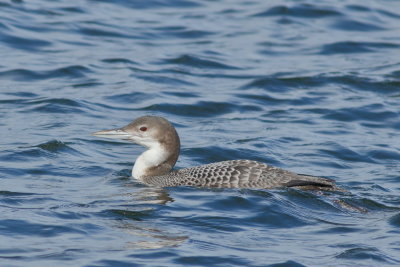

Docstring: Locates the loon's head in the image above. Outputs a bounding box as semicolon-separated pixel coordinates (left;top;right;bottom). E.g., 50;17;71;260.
93;116;180;149
92;116;181;179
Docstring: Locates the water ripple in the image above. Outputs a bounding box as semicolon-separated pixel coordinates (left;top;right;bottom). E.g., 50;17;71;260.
88;0;202;9
332;19;386;31
0;66;91;81
161;55;240;70
142;101;262;117
0;219;86;237
0;33;52;51
320;41;400;54
253;4;343;18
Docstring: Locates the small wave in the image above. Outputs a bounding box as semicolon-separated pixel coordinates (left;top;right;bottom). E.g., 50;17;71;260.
0;219;86;237
0;65;91;81
12;97;87;114
57;6;86;14
320;41;400;54
0;2;11;8
241;74;400;94
322;105;398;124
27;98;83;107
0;148;49;162
0;191;36;197
36;140;72;153
235;92;324;107
253;4;342;18
160;55;240;70
78;25;136;39
0;33;52;51
4;92;38;98
331;19;386;32
388;213;400;227
318;143;375;163
106;209;153;221
162;91;199;98
335;247;396;263
141;101;262;117
101;58;139;65
88;0;202;9
367;149;400;162
0;140;81;164
105;92;151;104
241;76;325;91
135;74;196;86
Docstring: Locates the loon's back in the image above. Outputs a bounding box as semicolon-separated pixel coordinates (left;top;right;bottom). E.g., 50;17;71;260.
142;160;338;190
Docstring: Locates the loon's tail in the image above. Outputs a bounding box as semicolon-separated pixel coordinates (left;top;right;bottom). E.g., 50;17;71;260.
284;174;344;192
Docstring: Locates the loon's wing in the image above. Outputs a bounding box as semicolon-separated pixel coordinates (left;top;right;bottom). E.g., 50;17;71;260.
144;160;338;190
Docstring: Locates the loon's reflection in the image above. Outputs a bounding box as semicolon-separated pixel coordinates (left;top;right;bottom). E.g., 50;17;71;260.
107;186;187;249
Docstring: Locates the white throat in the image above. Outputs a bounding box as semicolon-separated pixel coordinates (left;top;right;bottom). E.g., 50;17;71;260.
132;143;169;180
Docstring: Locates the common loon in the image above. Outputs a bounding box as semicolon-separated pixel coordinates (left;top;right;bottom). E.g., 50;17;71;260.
93;116;339;190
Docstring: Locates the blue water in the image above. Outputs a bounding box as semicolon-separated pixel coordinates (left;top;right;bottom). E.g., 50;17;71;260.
1;0;400;266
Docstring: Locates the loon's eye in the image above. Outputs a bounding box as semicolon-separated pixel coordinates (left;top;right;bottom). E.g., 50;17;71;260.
139;126;147;132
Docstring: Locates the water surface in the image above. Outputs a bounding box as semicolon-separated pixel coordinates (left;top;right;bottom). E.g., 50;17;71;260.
1;0;400;266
